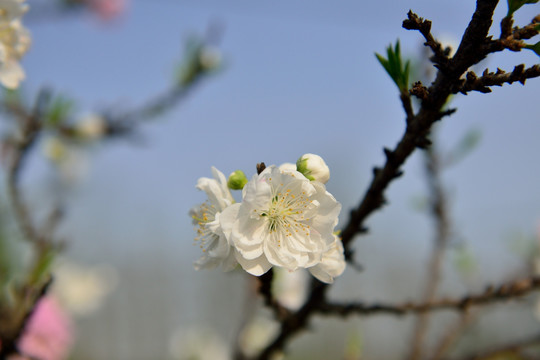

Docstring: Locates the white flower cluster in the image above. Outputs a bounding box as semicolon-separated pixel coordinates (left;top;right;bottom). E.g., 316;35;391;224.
0;0;30;89
190;154;346;283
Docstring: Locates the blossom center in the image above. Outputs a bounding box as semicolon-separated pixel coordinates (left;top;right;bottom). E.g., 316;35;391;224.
260;186;316;238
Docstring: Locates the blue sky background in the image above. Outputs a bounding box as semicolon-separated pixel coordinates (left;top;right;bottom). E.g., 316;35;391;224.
15;0;540;358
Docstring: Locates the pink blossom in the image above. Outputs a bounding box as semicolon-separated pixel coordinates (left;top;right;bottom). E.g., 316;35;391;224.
15;297;74;360
88;0;127;20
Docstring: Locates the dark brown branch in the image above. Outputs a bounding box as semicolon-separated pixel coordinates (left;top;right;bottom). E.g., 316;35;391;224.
403;10;450;69
6;90;50;245
400;92;415;124
255;279;328;360
320;275;540;316
0;276;52;359
253;2;540;359
454;64;540;94
256;271;291;322
340;0;500;256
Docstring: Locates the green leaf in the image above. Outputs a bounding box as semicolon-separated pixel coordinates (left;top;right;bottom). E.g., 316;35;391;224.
45;95;74;127
525;41;540;57
375;40;410;92
507;0;539;16
28;248;55;286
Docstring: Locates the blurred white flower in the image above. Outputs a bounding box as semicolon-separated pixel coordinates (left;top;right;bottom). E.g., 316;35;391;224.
169;327;230;360
296;153;330;184
191;167;238;271
43;137;90;184
52;260;118;317
0;0;30;89
229;165;341;280
273;267;308;310
238;313;279;358
75;113;106;140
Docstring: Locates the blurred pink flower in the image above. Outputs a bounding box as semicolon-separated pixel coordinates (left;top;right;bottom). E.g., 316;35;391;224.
15;297;74;360
88;0;127;20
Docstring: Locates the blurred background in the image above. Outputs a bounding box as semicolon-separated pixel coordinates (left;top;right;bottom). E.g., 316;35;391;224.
5;0;540;359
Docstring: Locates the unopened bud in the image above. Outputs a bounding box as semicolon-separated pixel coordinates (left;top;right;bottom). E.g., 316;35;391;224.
199;46;222;71
296;153;330;184
228;170;248;190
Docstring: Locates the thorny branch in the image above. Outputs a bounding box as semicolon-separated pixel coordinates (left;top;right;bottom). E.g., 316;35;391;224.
453;64;540;94
250;1;540;359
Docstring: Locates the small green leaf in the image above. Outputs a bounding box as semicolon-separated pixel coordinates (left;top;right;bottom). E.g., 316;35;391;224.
507;0;539;16
28;248;55;286
525;41;540;56
176;36;221;87
375;40;410;92
45;96;74;127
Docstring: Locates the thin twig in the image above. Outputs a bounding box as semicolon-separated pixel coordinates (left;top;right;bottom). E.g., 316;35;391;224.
408;138;452;360
6;90;50;245
453;64;540;95
107;85;199;136
402;10;450;70
432;311;476;360
454;332;540;360
320;275;540;316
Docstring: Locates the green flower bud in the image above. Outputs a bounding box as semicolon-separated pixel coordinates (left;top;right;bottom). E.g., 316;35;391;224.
296;153;330;184
228;170;248;190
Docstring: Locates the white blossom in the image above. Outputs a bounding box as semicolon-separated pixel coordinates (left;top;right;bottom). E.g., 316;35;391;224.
238;313;279;358
0;0;30;89
169;327;230;360
296;153;330;184
76;113;106;140
308;235;346;284
52;260;118;317
278;162;296;173
273;267;309;310
229;165;341;280
191;167;238;271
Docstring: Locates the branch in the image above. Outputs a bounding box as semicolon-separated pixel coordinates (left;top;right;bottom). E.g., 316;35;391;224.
340;0;500;255
6;90;50;245
402;10;451;70
254;2;540;358
432;311;476;360
106;84;201;137
319;275;540;316
408;139;452;360
454;332;540;360
453;64;540;94
0;276;52;359
257;271;291;321
254;279;328;360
